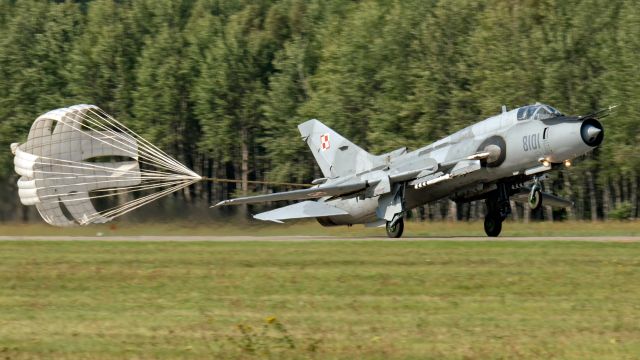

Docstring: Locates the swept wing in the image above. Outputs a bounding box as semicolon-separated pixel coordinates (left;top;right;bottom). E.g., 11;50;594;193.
253;201;349;223
211;179;367;207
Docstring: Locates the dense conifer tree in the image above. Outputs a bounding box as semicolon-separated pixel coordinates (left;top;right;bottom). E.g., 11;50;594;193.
1;0;638;221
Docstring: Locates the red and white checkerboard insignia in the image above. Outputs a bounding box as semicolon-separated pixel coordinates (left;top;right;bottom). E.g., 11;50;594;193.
320;133;330;151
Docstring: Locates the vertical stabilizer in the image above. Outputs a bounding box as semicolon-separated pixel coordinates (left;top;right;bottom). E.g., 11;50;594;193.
298;119;382;178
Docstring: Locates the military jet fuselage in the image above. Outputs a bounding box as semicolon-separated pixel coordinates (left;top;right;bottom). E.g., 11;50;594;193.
216;103;606;237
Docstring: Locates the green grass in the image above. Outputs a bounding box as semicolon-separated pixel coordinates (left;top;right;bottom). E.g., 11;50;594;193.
1;240;640;359
1;219;640;237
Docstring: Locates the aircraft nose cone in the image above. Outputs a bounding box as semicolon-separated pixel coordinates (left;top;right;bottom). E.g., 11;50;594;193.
580;119;604;147
586;125;601;139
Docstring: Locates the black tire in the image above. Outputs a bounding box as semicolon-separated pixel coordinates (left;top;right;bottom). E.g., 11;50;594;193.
529;187;542;211
386;218;404;238
484;215;502;237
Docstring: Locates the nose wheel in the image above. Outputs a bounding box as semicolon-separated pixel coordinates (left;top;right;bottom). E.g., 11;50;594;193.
386;218;404;238
529;176;544;211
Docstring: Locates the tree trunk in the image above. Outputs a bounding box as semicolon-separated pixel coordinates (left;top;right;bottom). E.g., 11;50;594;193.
613;176;622;210
510;200;519;221
433;203;442;221
632;173;638;219
448;200;457;222
579;173;588;220
21;206;29;223
603;180;611;221
623;175;630;205
225;161;235;207
471;201;478;221
240;127;251;219
586;170;598;221
476;200;484;221
563;172;575;220
545;205;554;222
207;158;213;204
524;204;531;223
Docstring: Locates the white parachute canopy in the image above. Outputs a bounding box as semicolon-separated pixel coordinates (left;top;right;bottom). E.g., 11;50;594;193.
11;104;201;226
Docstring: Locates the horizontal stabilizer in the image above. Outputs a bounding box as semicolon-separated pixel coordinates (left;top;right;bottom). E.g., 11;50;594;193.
254;201;348;222
212;180;367;207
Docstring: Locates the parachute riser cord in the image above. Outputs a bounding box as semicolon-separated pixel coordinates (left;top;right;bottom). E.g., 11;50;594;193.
199;177;313;188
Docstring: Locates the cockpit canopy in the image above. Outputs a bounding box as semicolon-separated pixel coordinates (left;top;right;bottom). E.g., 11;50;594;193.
516;104;563;121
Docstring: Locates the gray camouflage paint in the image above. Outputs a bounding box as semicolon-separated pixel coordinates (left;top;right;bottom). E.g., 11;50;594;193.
218;104;603;225
292;104;602;225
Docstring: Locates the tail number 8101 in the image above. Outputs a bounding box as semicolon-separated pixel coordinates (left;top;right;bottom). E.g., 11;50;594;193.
523;133;541;152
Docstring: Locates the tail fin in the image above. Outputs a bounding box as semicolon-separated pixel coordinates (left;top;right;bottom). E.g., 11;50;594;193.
298;119;382;178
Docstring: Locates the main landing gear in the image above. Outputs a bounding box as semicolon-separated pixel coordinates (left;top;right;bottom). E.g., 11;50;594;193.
386;217;404;238
484;177;546;237
484;215;502;237
484;183;511;237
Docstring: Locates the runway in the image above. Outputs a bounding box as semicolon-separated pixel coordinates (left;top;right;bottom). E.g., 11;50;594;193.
0;235;639;242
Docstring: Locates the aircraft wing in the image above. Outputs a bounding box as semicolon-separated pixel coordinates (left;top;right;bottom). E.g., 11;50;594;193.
214;151;493;207
212;179;367;207
253;201;349;223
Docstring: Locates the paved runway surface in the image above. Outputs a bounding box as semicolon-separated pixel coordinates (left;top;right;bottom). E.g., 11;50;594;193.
0;235;639;242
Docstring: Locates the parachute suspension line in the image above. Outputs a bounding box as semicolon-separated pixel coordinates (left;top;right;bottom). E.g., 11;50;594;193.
12;104;202;226
35;179;190;199
27;156;183;179
25;113;179;175
52;107;185;175
83;180;198;224
70;110;193;175
91;107;199;177
28;156;195;181
91;108;200;178
79;109;173;167
88;107;196;176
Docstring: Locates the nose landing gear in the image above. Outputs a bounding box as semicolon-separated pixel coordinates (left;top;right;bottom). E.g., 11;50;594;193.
528;176;543;211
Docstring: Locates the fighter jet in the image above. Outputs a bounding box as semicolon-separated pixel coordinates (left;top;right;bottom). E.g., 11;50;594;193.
214;103;608;237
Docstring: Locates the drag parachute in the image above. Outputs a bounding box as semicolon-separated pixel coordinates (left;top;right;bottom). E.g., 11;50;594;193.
11;105;201;226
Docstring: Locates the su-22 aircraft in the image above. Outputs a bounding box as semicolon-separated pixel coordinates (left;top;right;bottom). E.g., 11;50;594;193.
215;103;609;237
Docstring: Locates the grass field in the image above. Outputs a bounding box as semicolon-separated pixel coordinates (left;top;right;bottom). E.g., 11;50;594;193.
2;219;640;237
1;240;639;359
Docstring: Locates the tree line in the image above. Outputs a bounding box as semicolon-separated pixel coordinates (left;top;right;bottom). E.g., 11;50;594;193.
1;0;639;223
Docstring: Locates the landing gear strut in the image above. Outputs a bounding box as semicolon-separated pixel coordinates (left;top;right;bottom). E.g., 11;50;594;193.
484;183;511;237
386;217;404;238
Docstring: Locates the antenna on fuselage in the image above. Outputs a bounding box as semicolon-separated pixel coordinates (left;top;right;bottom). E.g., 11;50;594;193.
501;105;507;113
